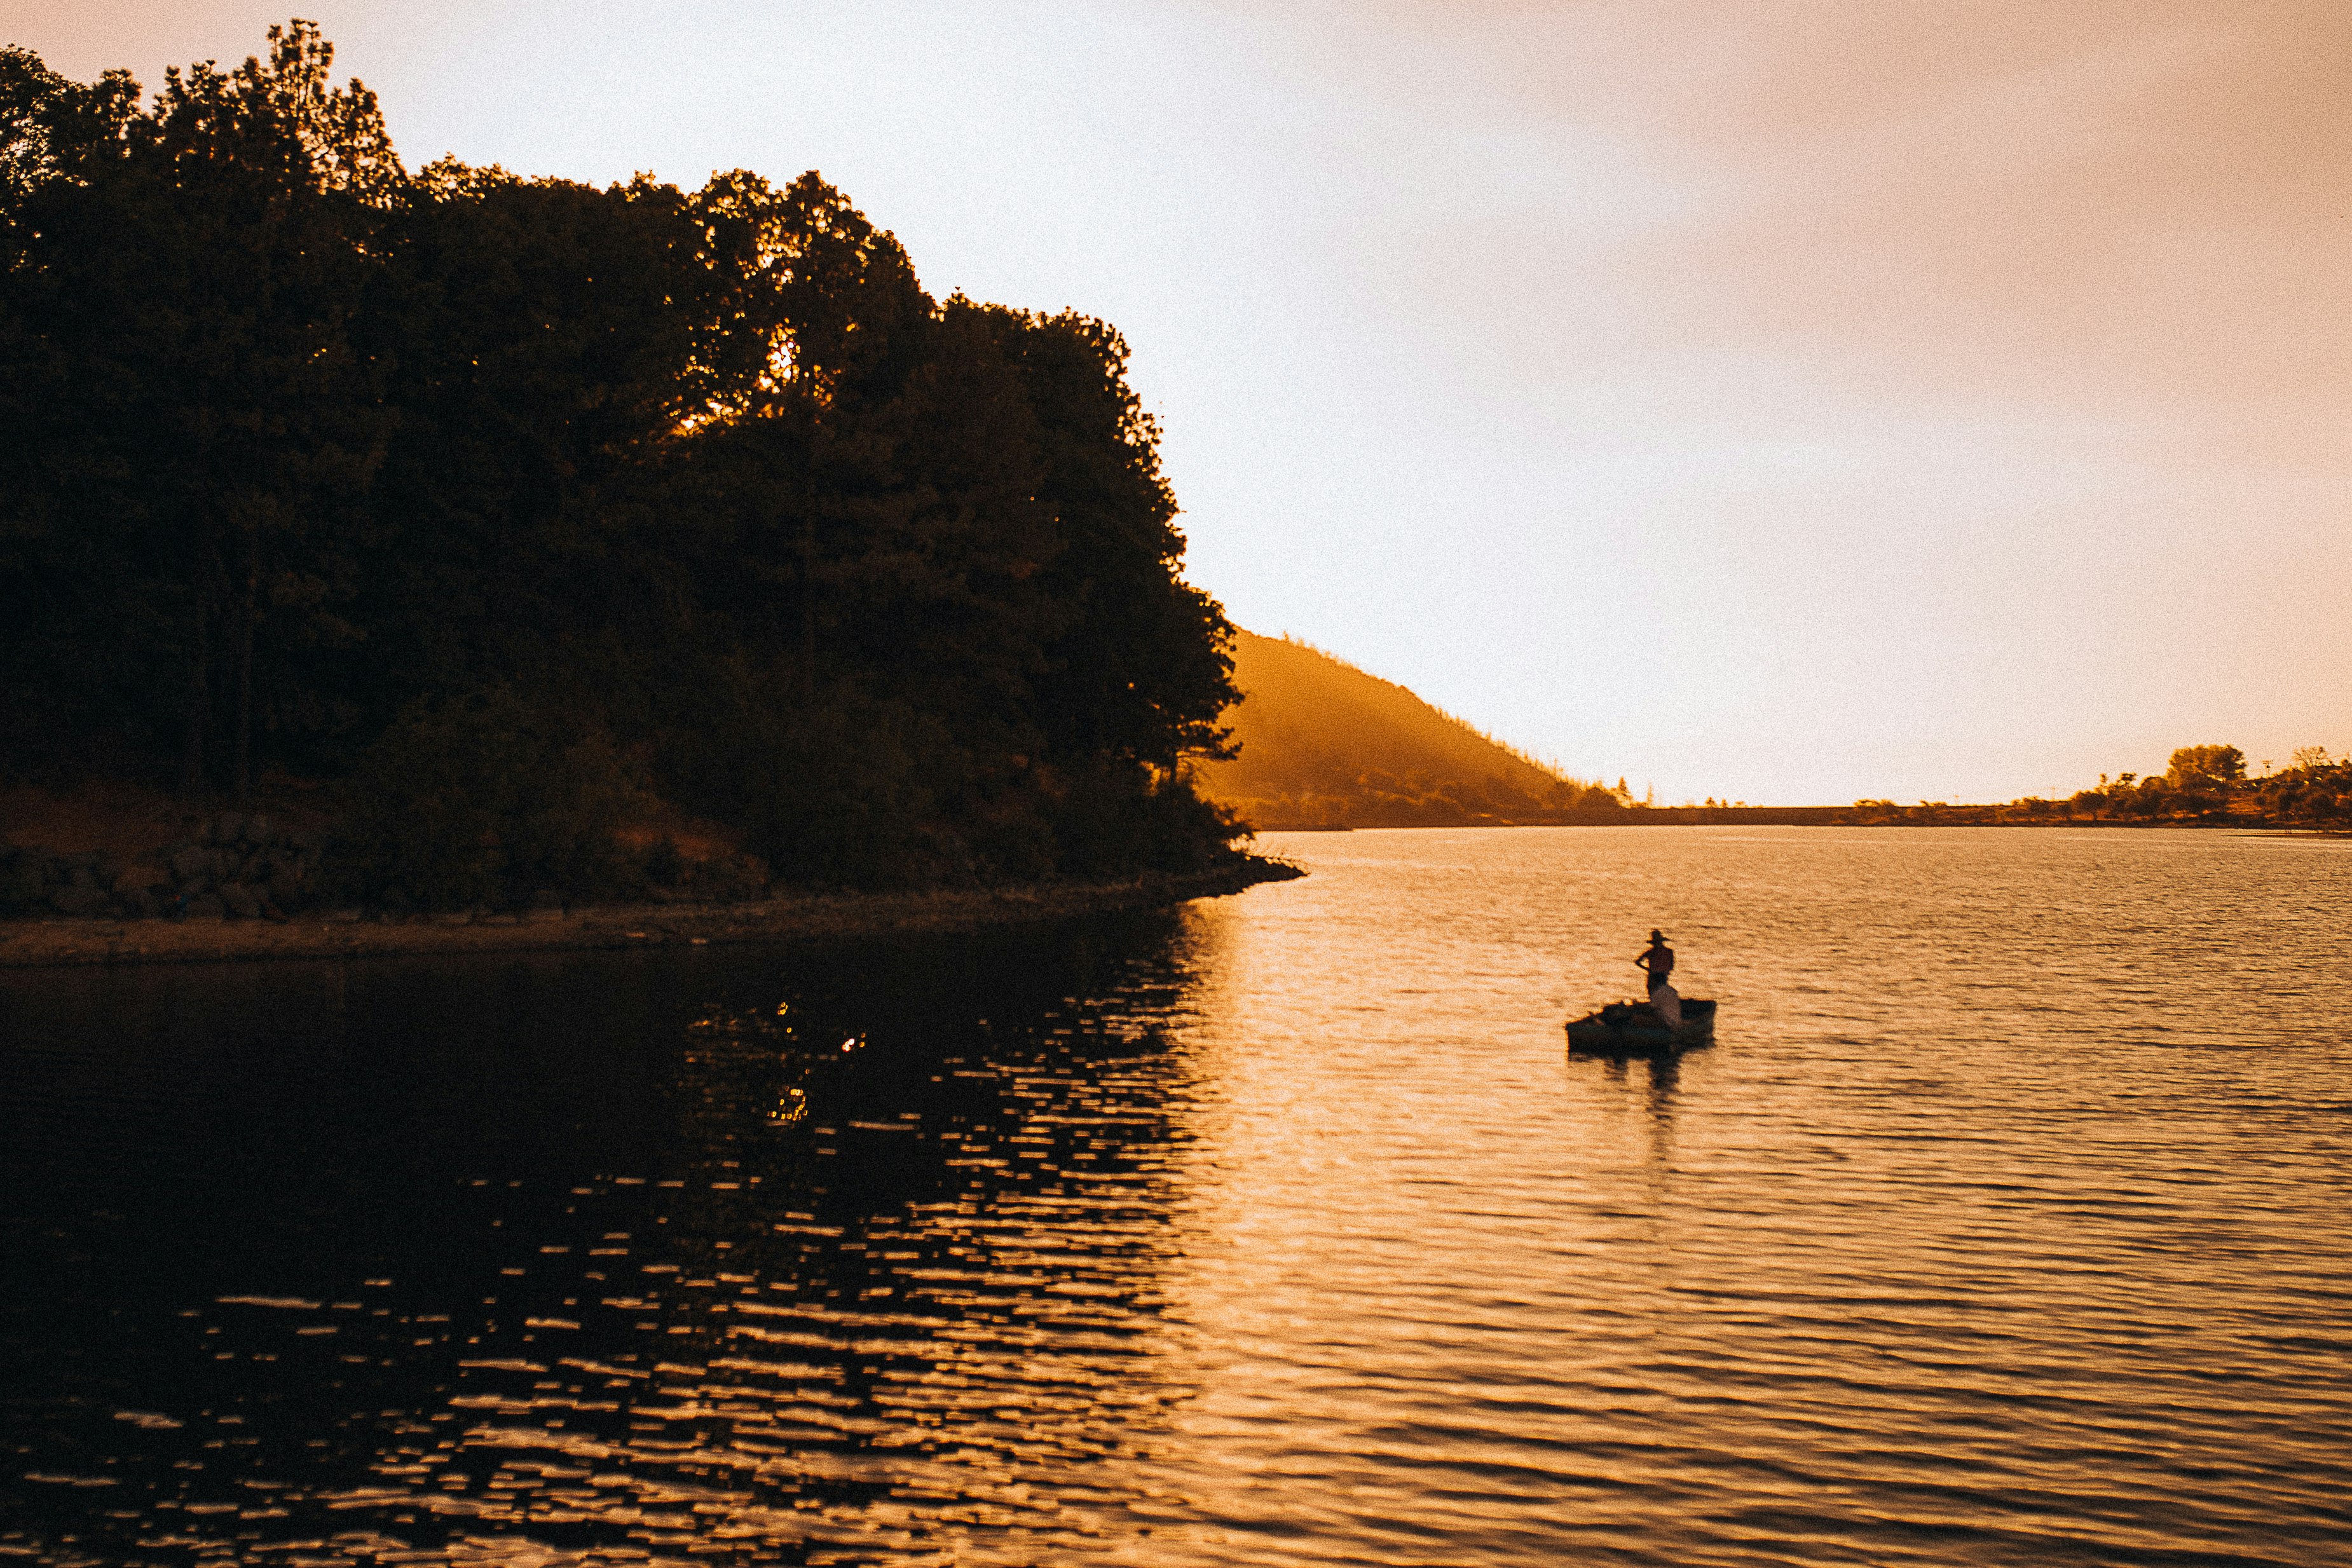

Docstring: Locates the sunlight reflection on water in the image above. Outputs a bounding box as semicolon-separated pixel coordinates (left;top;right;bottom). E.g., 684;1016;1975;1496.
3;828;2349;1565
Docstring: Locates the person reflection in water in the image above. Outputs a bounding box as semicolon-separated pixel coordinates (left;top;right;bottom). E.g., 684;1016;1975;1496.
1634;929;1681;1030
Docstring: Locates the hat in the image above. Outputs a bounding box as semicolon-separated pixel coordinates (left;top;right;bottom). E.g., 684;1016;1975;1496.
1650;929;1665;941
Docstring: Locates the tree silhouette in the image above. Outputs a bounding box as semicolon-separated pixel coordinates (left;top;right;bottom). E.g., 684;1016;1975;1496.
0;25;1248;894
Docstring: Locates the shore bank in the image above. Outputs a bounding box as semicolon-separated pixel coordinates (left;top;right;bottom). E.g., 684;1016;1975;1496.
0;857;1303;970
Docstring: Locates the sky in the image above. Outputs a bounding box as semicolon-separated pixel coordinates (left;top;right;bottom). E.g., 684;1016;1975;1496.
8;0;2348;803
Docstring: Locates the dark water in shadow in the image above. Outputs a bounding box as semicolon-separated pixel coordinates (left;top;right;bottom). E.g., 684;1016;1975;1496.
4;828;2349;1565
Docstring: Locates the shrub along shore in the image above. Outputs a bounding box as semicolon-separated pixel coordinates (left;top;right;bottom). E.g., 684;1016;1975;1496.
0;856;1302;969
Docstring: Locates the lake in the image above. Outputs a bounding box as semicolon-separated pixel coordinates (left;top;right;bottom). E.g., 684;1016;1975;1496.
4;826;2349;1565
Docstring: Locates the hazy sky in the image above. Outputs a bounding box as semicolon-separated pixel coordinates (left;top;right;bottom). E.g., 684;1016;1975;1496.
10;1;2347;803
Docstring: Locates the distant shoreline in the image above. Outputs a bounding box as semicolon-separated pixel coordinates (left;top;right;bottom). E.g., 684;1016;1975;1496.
1248;807;2341;831
0;858;1304;971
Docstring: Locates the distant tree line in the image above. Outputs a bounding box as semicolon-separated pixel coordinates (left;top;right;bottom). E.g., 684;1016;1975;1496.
0;25;1245;900
1853;744;2352;827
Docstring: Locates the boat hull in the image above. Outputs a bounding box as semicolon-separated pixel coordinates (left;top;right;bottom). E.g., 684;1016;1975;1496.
1564;999;1717;1055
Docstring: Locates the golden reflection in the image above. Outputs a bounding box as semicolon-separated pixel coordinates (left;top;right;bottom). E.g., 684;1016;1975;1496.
18;830;2352;1565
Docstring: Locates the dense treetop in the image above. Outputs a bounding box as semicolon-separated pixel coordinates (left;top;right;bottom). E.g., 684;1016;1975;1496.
0;24;1245;896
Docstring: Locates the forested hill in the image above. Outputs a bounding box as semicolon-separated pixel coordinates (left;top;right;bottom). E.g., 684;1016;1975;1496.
0;25;1244;906
1193;633;1629;828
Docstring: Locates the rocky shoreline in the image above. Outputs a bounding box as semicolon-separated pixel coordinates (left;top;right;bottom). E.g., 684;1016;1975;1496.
0;857;1304;969
5;810;318;924
0;805;768;926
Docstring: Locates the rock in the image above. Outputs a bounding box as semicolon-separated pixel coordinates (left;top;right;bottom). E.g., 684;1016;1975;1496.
242;813;271;846
530;889;564;911
113;866;163;896
67;863;101;890
49;885;113;918
182;894;226;921
219;882;262;920
170;845;212;882
121;888;160;920
266;871;306;911
211;812;243;845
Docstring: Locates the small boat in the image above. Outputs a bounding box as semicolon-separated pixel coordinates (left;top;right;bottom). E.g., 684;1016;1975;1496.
1564;998;1717;1055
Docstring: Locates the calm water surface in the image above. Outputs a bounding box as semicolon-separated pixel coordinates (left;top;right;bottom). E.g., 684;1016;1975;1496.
4;828;2349;1566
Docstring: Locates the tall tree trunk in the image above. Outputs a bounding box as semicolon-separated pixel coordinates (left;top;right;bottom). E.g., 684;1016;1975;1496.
232;517;259;804
182;535;214;799
800;502;817;695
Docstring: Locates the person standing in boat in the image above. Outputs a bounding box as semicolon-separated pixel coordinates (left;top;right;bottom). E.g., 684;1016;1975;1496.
1634;930;1674;990
1634;930;1683;1029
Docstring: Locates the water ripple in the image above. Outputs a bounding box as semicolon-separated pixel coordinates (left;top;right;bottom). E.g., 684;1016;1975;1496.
3;828;2349;1564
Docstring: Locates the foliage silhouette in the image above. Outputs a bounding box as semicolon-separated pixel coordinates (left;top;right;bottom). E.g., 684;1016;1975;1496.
0;25;1244;902
326;689;643;911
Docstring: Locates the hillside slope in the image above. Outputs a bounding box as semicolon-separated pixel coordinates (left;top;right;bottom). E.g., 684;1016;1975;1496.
1193;632;1622;829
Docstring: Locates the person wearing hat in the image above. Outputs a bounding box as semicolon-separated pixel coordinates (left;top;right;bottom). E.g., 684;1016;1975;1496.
1634;930;1681;1029
1634;930;1674;992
